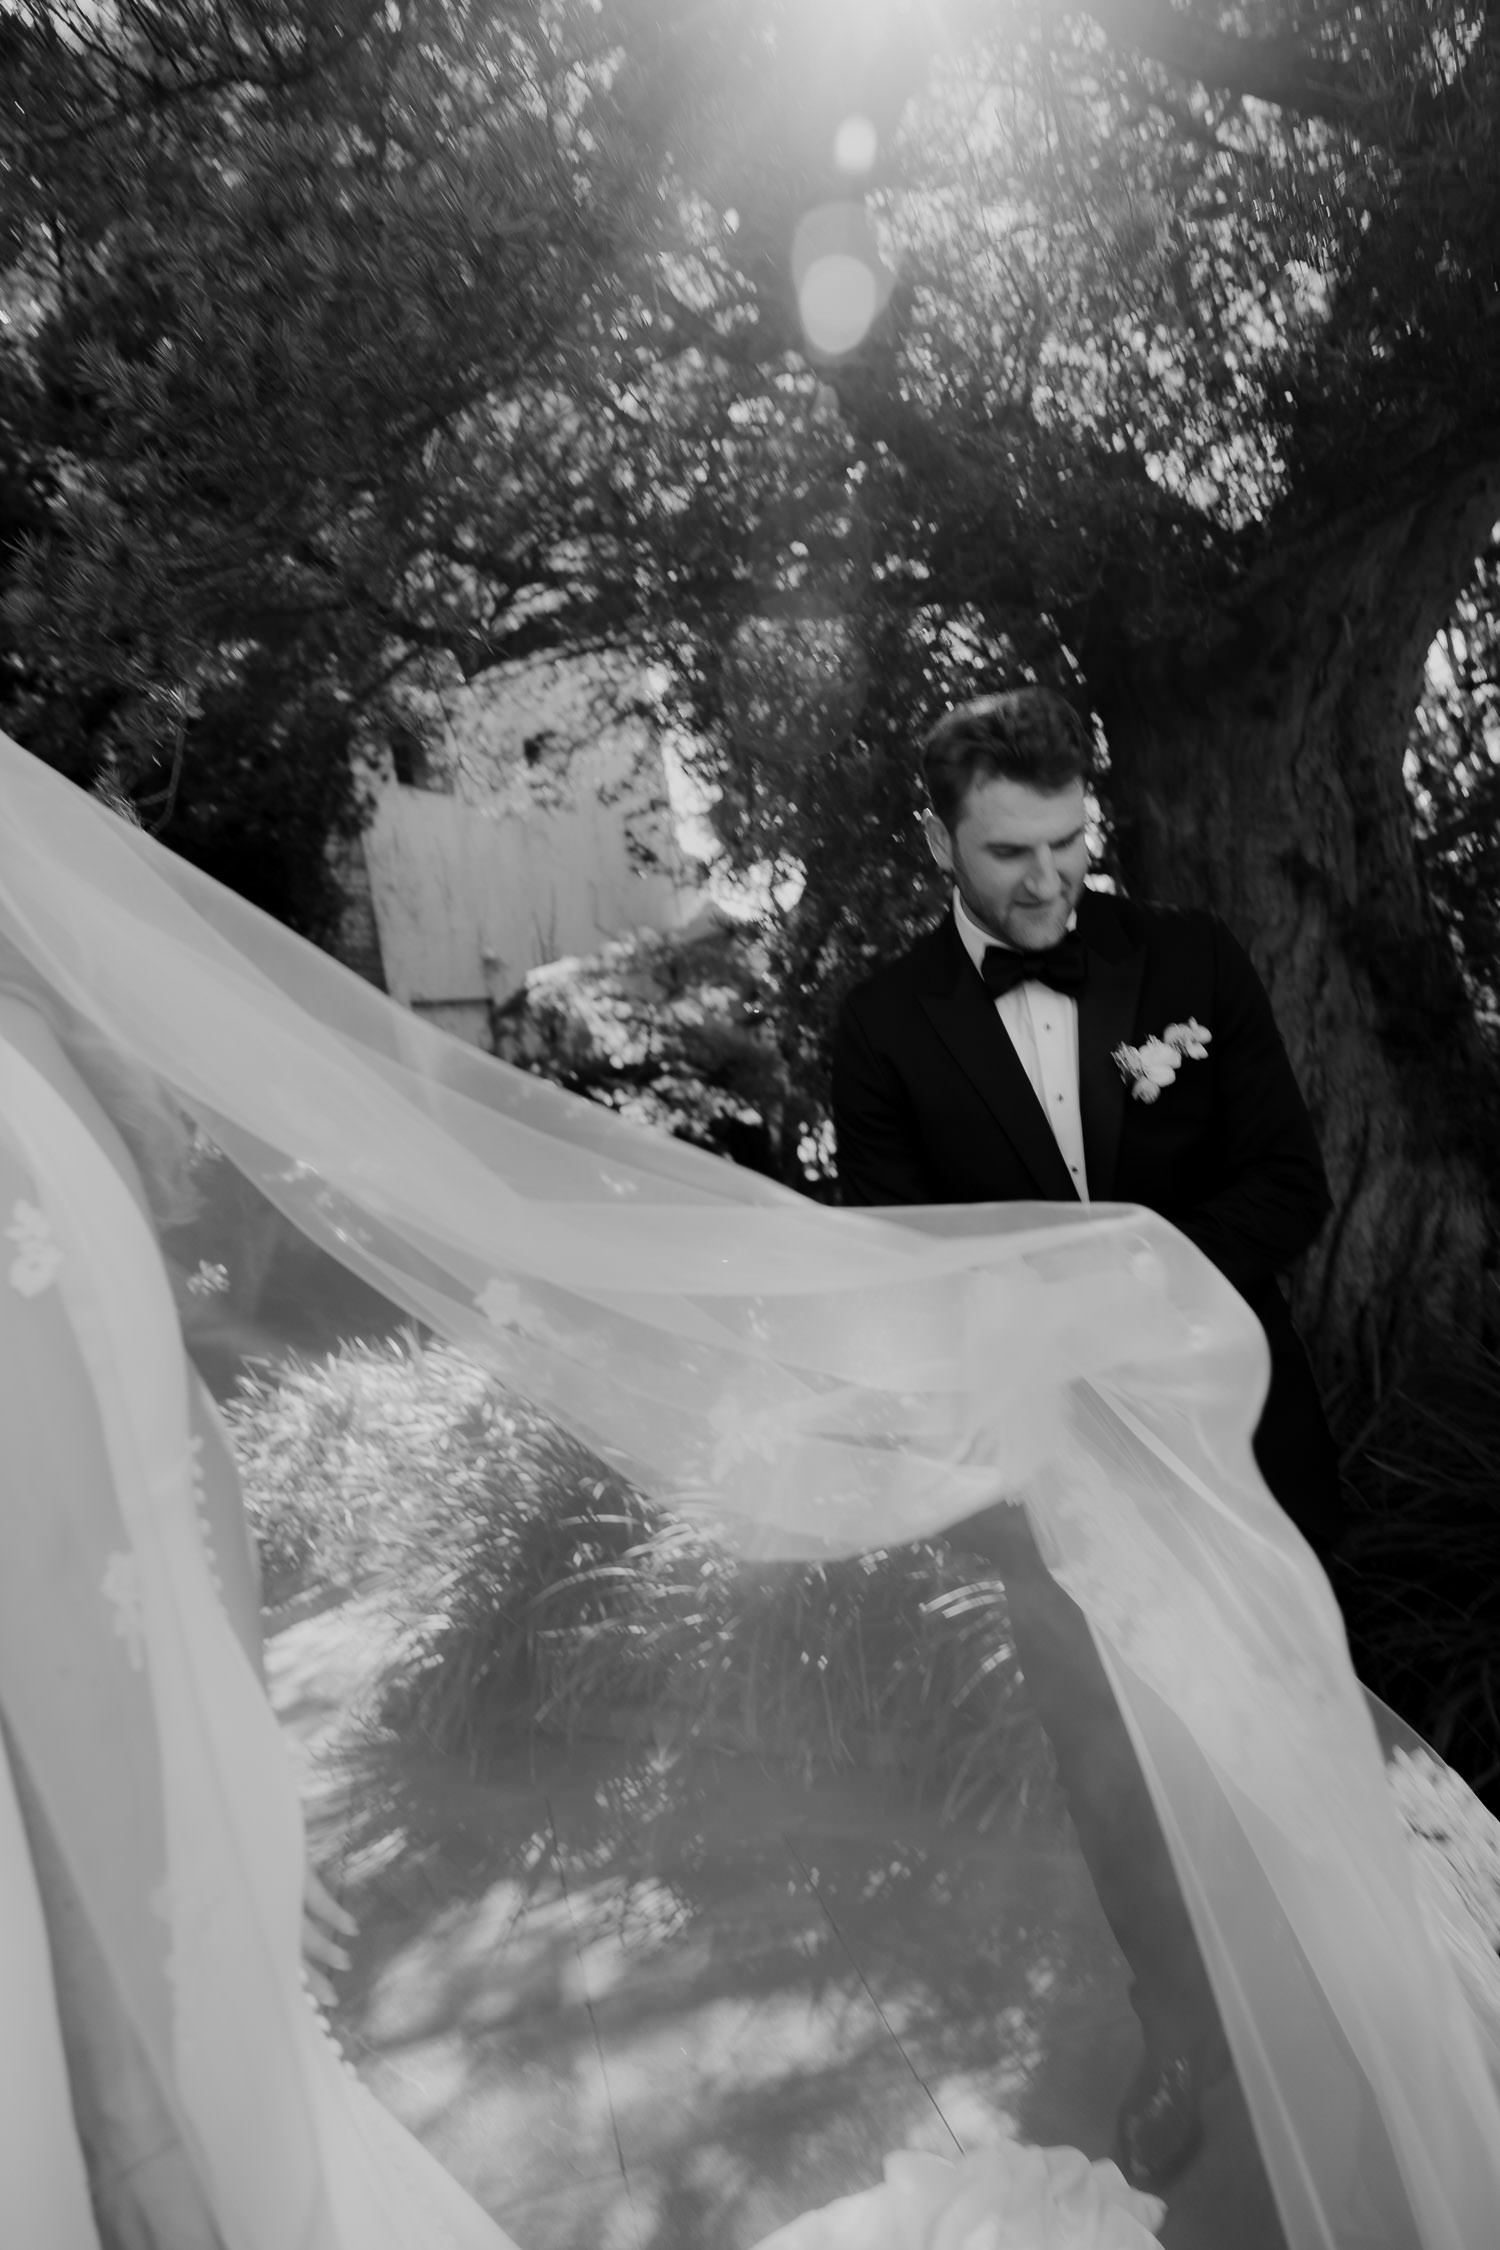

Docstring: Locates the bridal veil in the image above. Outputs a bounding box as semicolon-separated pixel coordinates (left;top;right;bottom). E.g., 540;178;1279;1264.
1;728;1497;2249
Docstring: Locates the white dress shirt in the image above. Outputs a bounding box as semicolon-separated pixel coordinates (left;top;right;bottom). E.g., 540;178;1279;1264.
952;891;1090;1199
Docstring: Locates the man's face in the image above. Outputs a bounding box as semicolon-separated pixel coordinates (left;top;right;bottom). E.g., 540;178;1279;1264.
924;774;1089;951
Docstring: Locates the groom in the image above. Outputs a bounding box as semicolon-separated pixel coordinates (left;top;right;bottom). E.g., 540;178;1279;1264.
830;687;1343;2190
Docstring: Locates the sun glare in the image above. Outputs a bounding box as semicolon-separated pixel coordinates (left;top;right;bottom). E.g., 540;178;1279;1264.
798;255;879;353
834;114;878;174
792;202;891;356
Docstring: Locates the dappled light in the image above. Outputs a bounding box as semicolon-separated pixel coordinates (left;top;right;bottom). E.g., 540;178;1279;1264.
286;1616;1256;2247
832;114;878;176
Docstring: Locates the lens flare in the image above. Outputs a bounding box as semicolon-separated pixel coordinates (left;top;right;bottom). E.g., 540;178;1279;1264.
792;202;892;358
834;114;877;174
798;254;880;354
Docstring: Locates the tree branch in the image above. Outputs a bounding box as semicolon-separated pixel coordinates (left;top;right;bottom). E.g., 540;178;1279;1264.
1415;756;1500;858
648;284;781;368
1079;1;1367;125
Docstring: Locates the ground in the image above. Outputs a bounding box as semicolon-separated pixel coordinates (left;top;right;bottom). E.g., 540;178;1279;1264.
269;1596;1286;2250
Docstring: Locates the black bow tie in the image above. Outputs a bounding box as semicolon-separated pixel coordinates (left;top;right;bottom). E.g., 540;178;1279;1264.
980;929;1087;998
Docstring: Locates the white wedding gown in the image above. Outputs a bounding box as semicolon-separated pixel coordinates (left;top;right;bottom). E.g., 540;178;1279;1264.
3;728;1500;2250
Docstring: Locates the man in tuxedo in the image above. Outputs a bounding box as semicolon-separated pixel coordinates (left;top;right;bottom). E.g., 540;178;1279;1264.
830;687;1342;2190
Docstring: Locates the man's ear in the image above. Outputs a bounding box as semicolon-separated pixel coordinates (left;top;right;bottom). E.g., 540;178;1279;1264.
921;809;954;873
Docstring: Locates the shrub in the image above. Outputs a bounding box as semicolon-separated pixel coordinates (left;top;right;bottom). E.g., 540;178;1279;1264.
225;1336;468;1605
490;907;810;1186
229;1335;1046;1822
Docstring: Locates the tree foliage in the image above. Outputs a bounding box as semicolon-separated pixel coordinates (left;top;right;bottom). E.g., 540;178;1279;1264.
588;0;1500;862
490;906;799;1177
1409;536;1500;1031
0;0;657;928
550;1;1500;1354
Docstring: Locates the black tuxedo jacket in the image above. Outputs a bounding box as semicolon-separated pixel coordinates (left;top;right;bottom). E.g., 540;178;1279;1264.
831;888;1342;1547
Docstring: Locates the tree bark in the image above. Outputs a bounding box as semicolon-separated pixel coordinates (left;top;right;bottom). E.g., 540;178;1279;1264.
1087;476;1500;1401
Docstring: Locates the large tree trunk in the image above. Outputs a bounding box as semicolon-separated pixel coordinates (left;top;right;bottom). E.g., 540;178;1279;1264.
1087;479;1500;1402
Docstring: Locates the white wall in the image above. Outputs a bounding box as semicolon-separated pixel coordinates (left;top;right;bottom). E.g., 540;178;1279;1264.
362;717;699;1039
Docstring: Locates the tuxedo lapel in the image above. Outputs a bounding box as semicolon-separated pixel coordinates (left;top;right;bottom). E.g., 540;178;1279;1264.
1076;897;1147;1201
916;923;1081;1201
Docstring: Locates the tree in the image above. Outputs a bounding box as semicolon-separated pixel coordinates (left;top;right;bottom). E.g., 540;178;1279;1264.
1408;534;1500;1034
568;0;1500;1390
0;0;657;932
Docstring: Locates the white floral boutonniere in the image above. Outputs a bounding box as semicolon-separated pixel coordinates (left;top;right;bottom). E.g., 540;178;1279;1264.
1112;1018;1212;1104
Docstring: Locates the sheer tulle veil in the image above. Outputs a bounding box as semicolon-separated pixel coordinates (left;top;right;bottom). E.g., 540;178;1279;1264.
1;727;1498;2249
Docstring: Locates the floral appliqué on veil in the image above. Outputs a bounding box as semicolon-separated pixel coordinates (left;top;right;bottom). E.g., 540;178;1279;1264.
5;1195;62;1294
101;1550;148;1672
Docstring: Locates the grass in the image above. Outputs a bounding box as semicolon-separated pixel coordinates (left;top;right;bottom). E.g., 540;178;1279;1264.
229;1336;1049;1829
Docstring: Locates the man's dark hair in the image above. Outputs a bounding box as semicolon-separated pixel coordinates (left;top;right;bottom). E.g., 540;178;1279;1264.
920;688;1092;829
